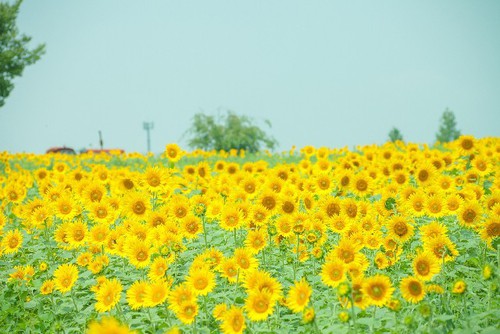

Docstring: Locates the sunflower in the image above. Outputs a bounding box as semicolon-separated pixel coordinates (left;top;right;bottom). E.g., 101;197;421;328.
114;174;137;194
330;238;362;265
457;135;475;155
53;263;78;294
126;237;151;268
413;251;441;281
175;300;199;324
1;229;23;254
445;193;463;213
181;213;202;239
275;216;293;238
386;216;414;244
168;283;196;313
400;276;425;303
321;197;342;218
365;231;383;250
425;195;447;218
165;143;183;162
144;279;170;307
452;280;467;294
362;274;394;307
314;173;332;194
148;256;169;281
258;189;278;212
245;229;267;254
76;252;92;267
146;210;168;228
4;183;26;204
196;161;211;179
187;266;216;296
406;191;426;216
471;156;490;175
124;192;150;219
426;284;444;294
414;162;437;186
40;279;55;295
250;204;269;226
88;260;104;274
479;218;500;247
240;176;258;195
89;201;114;224
83;182;106;204
126;280;148;310
393;171;408;185
350;279;370;310
213;303;228;320
143;166;166;191
245;289;275;321
329;214;350;234
53;195;79;221
419;221;448;241
66;221;88;248
424;235;459;262
221;305;246;334
321;259;346;288
95;278;122;313
234;248;258;272
342;198;359;220
87;317;136;334
351;172;372;197
286;278;312;313
458;200;482;227
335;169;353;192
89;223;109;246
437;175;453;191
220;205;243;231
278;194;297;215
242;269;283;302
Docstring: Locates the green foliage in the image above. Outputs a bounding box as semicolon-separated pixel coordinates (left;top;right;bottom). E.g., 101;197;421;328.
185;111;278;153
436;108;461;143
388;127;404;142
0;0;45;108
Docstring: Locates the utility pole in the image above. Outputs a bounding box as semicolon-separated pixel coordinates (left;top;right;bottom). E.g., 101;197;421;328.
98;130;104;150
143;122;154;153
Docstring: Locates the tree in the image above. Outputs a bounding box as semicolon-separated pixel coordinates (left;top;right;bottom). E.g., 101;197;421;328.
0;0;45;108
185;111;278;153
435;108;460;143
388;127;404;143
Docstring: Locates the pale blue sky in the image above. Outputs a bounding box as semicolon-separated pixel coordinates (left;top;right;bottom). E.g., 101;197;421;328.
1;0;499;154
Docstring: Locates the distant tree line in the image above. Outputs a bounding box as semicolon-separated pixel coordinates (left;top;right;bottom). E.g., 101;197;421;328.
388;108;461;144
185;111;277;153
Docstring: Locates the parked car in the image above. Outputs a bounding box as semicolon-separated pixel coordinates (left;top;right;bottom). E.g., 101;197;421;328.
46;146;77;155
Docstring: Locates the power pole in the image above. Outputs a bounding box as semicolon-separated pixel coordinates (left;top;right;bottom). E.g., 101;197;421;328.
98;130;104;149
143;122;154;153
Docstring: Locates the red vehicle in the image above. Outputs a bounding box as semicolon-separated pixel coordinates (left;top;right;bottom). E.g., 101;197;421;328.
46;146;77;155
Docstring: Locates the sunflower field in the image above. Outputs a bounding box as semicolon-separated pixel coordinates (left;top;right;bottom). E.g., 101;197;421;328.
1;137;499;334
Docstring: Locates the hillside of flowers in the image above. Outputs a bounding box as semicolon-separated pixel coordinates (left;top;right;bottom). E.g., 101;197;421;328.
0;136;499;334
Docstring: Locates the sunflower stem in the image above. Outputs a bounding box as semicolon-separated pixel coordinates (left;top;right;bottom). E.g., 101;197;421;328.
370;307;377;333
233;269;240;303
202;295;208;326
497;246;500;274
202;216;208;249
348;279;357;334
147;308;156;332
294;233;300;281
70;289;79;313
234;229;238;246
